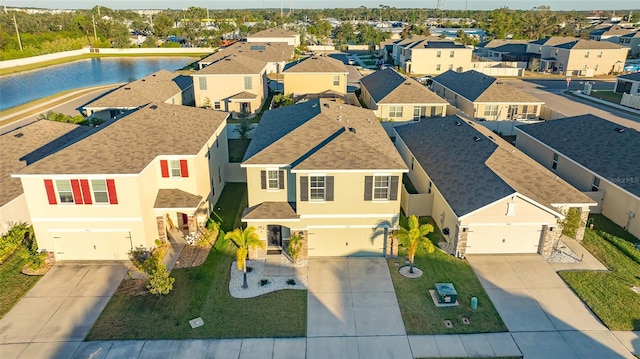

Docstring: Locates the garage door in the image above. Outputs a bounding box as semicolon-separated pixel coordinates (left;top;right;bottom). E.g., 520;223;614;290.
465;225;543;254
307;227;384;257
52;231;132;260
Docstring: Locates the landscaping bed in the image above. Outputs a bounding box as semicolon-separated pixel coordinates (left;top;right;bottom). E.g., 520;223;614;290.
559;214;640;331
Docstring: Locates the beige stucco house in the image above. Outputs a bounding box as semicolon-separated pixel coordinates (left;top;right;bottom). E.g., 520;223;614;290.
395;116;595;257
393;37;472;75
246;28;300;46
516;114;640;240
431;70;543;121
13;103;229;261
198;42;294;73
82;70;194;121
359;68;447;123
241;99;407;257
282;55;348;96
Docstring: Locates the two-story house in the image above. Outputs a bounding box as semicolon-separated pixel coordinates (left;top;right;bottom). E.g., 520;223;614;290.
13;103;229;260
241;99;407;257
394;38;472;75
246;28;300;46
282;55;348;97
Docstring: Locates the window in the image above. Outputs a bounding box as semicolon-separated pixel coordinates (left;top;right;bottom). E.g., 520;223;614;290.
373;175;391;200
597;51;603;58
169;160;182;177
584;51;589;58
91;180;109;203
428;181;432;194
411;157;414;170
483;105;498;117
218;166;222;183
522;105;538;119
450;50;455;58
594;65;598;71
55;180;74;203
198;77;207;90
214;101;221;110
436;50;441;58
506;202;517;216
310;176;326;201
333;75;340;86
448;64;453;70
436;64;441;71
267;170;279;189
389;106;403;118
413;106;426;120
552;153;559;170
244;76;252;90
591;177;600;191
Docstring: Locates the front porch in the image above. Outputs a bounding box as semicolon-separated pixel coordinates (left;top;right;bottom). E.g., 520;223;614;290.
154;188;209;246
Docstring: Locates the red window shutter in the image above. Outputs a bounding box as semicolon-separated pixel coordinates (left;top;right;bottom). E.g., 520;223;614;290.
106;179;118;204
70;179;83;204
44;179;57;205
80;179;92;204
180;160;189;177
160;160;169;178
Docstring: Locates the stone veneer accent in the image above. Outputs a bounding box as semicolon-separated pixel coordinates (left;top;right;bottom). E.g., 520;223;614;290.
540;224;563;256
296;230;309;260
575;206;591;241
156;216;167;244
455;229;468;258
188;215;197;233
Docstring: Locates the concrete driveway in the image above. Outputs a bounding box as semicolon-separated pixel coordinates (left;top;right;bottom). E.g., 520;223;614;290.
468;255;635;359
0;263;127;359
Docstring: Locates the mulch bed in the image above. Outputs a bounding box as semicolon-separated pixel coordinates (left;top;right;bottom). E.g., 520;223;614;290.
173;245;212;269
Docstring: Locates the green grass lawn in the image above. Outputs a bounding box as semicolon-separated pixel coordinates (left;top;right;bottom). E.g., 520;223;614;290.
559;214;640;331
588;90;623;104
0;253;42;319
87;182;307;340
228;139;251;163
390;216;507;335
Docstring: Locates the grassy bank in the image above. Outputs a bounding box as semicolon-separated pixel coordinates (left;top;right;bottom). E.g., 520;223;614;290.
0;253;42;319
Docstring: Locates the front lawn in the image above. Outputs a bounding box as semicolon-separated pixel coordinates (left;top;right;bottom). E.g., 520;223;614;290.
0;253;42;319
588;90;623;104
87;183;307;339
390;216;507;335
559;214;640;331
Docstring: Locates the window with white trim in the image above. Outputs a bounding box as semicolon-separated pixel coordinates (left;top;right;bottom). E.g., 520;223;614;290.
267;170;279;189
448;64;453;70
436;50;441;58
507;202;517;216
169;160;182;178
198;77;207;90
214;101;221;110
373;175;391;200
91;179;109;203
584;51;589;58
244;76;252;90
55;180;74;203
413;106;426;120
389;106;403;118
436;64;441;71
333;75;340;86
450;50;455;58
483;104;498;117
309;176;326;201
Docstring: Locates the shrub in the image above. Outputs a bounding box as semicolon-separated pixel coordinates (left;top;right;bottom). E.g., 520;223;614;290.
260;279;270;286
128;246;163;275
272;93;295;108
287;233;303;263
0;223;31;263
561;207;585;239
147;264;175;297
286;278;297;286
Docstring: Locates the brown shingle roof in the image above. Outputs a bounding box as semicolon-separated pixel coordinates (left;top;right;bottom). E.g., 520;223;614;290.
248;28;299;38
18;103;229;175
199;42;294;66
242;202;299;220
83;70;190;109
283;55;347;73
195;54;267;75
555;39;627;50
154;189;202;209
1;120;92;206
360;69;447;105
243;99;407;171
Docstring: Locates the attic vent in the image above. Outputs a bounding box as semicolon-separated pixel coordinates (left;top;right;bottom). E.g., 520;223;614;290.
124;87;131;90
323;103;330;108
488;136;495;141
14;133;23;138
337;115;342;121
496;81;503;84
150;105;158;110
152;74;156;77
141;79;146;82
348;127;356;134
404;82;411;85
467;121;475;126
173;113;177;117
455;121;461;126
615;127;625;133
473;136;481;142
225;58;232;61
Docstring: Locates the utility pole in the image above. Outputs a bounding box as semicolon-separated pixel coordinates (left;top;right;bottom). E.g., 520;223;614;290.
13;15;22;51
92;14;98;42
97;5;101;17
280;0;283;18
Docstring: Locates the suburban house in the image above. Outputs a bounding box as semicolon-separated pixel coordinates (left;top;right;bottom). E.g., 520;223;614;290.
282;55;348;97
13;103;229;261
0;121;93;235
393;37;472;75
474;40;530;60
589;25;636;41
526;37;628;76
431;70;543;121
193;42;294;114
615;72;640;95
515;114;640;240
617;31;640;57
246;28;300;46
394;116;595;257
359;68;448;123
81;69;194;121
241;99;408;257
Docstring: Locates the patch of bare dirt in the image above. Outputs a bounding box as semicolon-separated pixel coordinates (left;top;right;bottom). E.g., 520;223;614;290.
116;278;149;296
173;245;212;269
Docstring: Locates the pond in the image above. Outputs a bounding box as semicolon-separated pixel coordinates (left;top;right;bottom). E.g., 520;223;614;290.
0;57;196;111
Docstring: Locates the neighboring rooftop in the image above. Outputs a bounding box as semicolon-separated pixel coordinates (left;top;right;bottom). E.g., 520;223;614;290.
433;70;543;103
529;36;579;46
247;28;299;38
194;54;267;75
243;99;407;171
242;202;299;220
360;68;447;104
554;39;627;50
18;103;229;175
395;116;593;217
517;114;640;198
283;55;348;73
198;42;294;66
618;72;640;82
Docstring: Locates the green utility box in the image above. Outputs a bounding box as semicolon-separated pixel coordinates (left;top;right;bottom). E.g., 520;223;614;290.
435;283;457;304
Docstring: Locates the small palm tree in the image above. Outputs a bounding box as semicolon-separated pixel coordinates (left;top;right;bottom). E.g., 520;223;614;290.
224;226;265;289
394;215;435;274
371;214;400;256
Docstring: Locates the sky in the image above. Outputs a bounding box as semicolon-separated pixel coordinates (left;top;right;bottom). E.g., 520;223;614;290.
4;0;640;11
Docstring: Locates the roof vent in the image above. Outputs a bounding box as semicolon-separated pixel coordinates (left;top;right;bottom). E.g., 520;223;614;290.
455;121;461;126
150;105;158;110
174;113;177;117
124;87;131;90
225;58;232;61
404;82;411;85
473;136;481;142
348;127;356;134
488;135;495;141
141;79;146;82
496;81;503;84
323;103;330;108
152;74;156;77
337;115;342;121
311;103;318;108
14;132;23;138
615;127;625;133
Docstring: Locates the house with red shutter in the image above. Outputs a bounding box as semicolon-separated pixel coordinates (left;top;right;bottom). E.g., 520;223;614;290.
13;103;229;260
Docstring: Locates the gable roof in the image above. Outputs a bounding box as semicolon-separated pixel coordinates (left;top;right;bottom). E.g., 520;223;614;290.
283;55;348;73
516;114;640;198
242;99;407;171
199;42;294;66
554;39;627;50
154;189;202;209
18;103;228;175
432;70;543;103
194;54;267;75
618;72;640;82
83;70;191;109
1;120;93;206
395;116;594;217
359;68;447;105
529;36;579;46
248;28;298;38
477;39;530;49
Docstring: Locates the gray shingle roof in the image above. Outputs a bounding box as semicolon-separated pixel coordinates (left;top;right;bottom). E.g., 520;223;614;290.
617;72;640;82
198;42;294;66
517;114;640;197
396;116;594;217
19;103;229;175
195;54;267;75
529;36;578;46
283;55;347;73
554;39;627;50
243;99;407;171
432;70;543;103
154;189;202;209
359;69;447;105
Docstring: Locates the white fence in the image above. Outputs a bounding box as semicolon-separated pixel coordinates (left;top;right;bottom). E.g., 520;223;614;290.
540;106;567;121
476;67;524;77
400;186;431;217
621;93;640;110
479;119;543;136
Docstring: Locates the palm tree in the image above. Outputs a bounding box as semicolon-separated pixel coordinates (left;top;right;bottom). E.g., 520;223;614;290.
224;226;265;289
393;215;434;274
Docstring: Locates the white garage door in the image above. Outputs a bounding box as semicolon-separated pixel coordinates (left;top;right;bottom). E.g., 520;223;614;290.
465;225;543;254
52;231;132;260
307;227;384;257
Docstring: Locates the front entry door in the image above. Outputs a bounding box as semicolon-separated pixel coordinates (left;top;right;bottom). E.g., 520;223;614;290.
267;225;282;247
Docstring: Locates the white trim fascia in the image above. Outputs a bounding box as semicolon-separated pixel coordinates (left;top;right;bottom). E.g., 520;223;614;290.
551;202;597;208
458;192;565;221
12;173;139;179
49;228;132;233
153;207;200;212
32;217;144;222
514;129;640;202
241;218;301;223
300;213;398;219
2;193;25;207
378;102;449;106
291;169;408;174
241;164;290;168
475;101;545;105
466;222;550;227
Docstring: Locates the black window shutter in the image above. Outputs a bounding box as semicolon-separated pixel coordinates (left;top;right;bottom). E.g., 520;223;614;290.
300;176;308;201
364;176;373;201
278;170;285;189
390;176;399;200
326;176;334;201
260;170;266;189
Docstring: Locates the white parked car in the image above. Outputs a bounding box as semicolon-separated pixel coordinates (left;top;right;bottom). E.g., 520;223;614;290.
347;58;356;65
